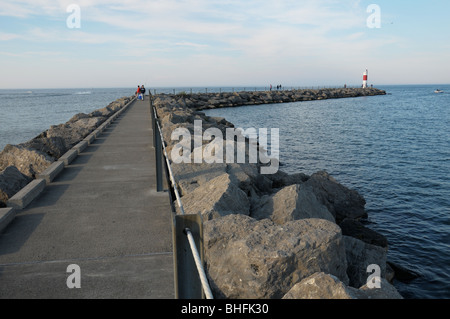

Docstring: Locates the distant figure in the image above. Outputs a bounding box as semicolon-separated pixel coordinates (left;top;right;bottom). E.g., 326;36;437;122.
140;85;146;101
270;84;272;91
136;85;141;99
344;84;347;88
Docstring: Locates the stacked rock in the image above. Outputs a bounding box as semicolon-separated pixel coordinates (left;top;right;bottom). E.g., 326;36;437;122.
152;89;402;299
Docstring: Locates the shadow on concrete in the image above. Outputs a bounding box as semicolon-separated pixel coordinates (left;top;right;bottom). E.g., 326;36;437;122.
0;213;45;256
24;184;70;209
51;165;85;183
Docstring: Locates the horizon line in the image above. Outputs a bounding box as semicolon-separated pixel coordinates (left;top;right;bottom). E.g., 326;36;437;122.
0;83;449;90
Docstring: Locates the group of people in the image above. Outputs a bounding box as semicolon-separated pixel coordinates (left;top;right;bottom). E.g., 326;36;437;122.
135;85;146;100
269;84;283;91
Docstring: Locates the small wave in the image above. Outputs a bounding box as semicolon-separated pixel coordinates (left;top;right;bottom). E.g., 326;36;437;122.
74;91;92;95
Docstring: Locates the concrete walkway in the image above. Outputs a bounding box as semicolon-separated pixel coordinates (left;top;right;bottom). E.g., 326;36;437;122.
0;99;175;298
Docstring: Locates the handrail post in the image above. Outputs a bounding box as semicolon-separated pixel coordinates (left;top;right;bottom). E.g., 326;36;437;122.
174;214;206;299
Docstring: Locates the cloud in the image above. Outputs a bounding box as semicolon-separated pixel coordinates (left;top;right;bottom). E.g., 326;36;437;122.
0;32;23;41
2;0;446;87
175;41;209;48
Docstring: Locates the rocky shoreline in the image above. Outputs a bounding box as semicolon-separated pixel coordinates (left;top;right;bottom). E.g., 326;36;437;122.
0;96;133;207
152;87;405;299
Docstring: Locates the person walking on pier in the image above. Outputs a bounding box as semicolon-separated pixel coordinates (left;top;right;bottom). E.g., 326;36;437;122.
136;85;141;100
140;85;146;101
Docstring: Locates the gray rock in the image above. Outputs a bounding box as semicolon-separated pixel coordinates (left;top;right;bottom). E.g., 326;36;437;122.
268;170;310;189
179;173;250;220
0;144;55;178
226;163;272;195
252;184;335;224
304;170;367;222
340;218;388;248
204;215;349;299
67;113;90;123
46;116;104;148
160;111;194;126
282;272;364;299
171;162;228;196
0;166;32;207
89;106;114;117
359;278;403;299
282;272;402;299
21;136;68;159
343;235;387;288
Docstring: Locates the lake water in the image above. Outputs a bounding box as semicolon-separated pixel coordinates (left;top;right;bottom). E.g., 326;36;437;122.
0;88;139;151
0;85;448;299
204;85;450;299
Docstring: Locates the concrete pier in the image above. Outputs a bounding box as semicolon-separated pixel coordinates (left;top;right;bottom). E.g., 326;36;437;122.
0;99;174;299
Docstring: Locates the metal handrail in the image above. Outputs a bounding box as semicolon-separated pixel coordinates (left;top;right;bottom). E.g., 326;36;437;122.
184;228;214;300
153;112;186;215
151;101;213;299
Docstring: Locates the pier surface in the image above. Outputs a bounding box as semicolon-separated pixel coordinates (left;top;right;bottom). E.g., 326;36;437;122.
0;99;174;298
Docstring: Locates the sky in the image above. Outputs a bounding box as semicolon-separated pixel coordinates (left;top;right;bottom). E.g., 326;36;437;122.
0;0;449;89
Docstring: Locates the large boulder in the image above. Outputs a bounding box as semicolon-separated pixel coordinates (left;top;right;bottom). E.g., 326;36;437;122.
179;173;250;220
282;272;364;299
359;278;403;299
0;144;54;178
343;235;387;288
251;184;335;224
21;136;68;159
46;116;104;148
204;215;349;299
340;218;388;248
304;171;367;222
89;106;114;118
226;163;272;195
171;162;228;196
267;170;310;189
282;272;403;299
0;166;32;207
67;113;90;123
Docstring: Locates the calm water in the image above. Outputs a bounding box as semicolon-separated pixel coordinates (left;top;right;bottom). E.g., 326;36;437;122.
0;88;135;150
0;85;448;298
204;85;450;299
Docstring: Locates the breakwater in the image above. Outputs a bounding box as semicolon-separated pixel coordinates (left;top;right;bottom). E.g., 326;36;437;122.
0;96;133;208
1;88;403;299
172;87;386;110
152;87;404;299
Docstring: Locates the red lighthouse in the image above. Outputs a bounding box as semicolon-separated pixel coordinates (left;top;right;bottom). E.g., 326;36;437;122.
363;69;368;88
